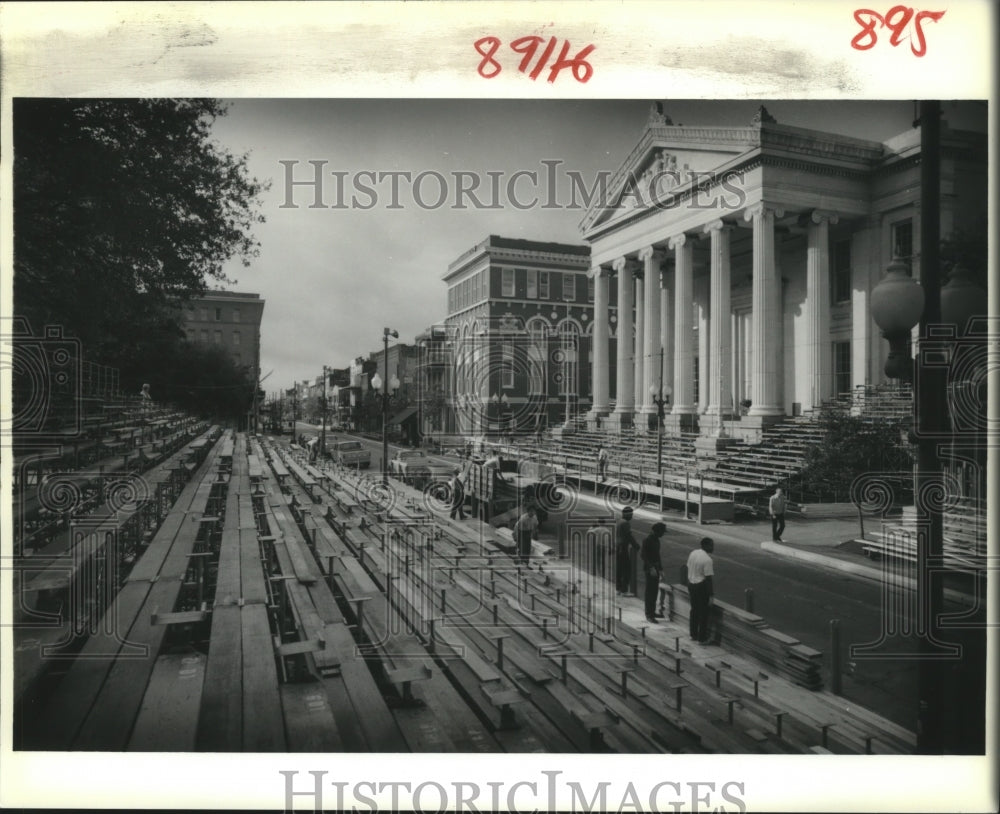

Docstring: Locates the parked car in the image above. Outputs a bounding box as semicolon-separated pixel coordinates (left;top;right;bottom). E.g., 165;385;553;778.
334;439;371;469
389;449;454;488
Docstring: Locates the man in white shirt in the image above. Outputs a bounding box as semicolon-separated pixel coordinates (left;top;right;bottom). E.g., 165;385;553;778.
769;486;787;542
686;537;715;643
597;445;609;482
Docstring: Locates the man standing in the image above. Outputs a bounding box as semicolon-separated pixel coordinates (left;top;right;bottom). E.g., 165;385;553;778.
641;522;666;622
512;506;539;565
449;468;466;520
615;507;638;594
597;445;609;483
769;486;787;542
686;537;715;643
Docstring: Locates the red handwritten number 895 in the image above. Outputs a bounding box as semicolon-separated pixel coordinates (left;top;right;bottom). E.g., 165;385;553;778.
851;7;946;57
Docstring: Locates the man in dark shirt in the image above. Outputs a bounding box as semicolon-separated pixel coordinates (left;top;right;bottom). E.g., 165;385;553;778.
641;522;666;622
615;507;638;594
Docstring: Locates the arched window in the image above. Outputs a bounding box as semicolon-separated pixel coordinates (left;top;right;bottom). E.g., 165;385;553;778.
557;319;581;396
526;317;549;396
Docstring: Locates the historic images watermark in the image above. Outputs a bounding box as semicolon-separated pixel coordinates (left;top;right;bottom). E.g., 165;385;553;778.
280;769;748;813
278;158;748;212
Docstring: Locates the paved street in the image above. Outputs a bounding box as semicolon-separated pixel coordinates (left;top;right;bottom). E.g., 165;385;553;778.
290;423;985;746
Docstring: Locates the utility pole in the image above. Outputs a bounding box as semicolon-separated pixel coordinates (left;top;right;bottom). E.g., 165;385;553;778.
321;365;329;457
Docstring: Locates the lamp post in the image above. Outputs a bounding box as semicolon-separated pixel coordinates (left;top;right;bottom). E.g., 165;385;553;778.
869;100;985;754
373;328;399;485
650;348;673;475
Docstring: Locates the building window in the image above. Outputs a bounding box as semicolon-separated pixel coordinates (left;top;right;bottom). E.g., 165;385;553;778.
587;275;595;303
200;308;209;322
527;319;547;395
480;270;487;301
563;273;576;301
892;219;913;274
833;341;851;396
557;322;578;396
201;329;209;343
214;330;222;344
526;269;537;299
233;331;241;346
539;271;550;300
215;307;222;321
187;329;196;341
233;308;241;322
502;342;514;388
502;268;515;297
832;238;852;303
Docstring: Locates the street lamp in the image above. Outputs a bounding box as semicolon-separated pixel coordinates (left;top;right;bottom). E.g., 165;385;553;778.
650;381;673;475
373;327;399;485
868;100;985;754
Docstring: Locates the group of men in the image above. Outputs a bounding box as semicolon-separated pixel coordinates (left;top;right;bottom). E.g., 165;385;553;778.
613;505;716;641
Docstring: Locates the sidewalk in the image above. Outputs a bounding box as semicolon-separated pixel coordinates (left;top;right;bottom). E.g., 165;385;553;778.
571;489;977;605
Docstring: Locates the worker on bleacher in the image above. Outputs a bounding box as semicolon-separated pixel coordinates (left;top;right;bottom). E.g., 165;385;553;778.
448;468;467;520
686;537;715;643
512;506;539;565
615;507;638;594
597;445;609;482
641;522;666;623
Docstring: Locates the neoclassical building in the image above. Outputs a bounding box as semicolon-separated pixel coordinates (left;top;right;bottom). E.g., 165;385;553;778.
582;104;987;446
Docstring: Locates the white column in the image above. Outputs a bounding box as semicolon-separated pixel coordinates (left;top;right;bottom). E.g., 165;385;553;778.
705;220;733;417
806;209;837;407
806;210;838;408
590;267;611;414
633;269;645;409
670;234;695;414
744;203;785;415
638;246;663;414
696;275;709;413
612;257;635;416
660;267;674;413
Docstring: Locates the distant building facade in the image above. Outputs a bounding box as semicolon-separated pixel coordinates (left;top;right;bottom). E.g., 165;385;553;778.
442;235;593;438
180;290;265;384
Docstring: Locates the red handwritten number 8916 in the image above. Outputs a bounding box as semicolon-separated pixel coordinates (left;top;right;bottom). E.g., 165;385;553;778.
851;7;946;57
475;35;595;83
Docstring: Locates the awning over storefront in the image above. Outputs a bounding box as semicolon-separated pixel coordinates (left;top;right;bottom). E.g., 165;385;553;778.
389;406;419;425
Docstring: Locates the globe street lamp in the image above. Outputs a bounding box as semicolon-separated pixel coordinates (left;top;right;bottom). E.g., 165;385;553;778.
868;100;985;754
650;381;673;475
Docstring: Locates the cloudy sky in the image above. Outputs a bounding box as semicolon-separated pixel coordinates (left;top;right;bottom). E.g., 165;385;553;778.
209;99;985;392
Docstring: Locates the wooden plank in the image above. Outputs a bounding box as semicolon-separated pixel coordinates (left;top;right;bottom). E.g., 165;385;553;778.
128;651;206;751
239;528;267;604
21;581;153;749
281;682;344;752
197;604;243;751
241;603;286;751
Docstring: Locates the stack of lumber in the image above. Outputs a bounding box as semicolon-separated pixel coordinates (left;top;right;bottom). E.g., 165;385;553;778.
660;584;823;689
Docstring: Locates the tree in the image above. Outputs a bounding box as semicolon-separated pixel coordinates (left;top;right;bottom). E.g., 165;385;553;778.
13;98;267;365
796;411;913;503
147;342;253;421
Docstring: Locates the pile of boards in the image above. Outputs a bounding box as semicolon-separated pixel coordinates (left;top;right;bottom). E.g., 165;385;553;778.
662;584;823;689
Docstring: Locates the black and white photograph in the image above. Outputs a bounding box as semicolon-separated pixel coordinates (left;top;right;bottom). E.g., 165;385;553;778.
1;2;995;812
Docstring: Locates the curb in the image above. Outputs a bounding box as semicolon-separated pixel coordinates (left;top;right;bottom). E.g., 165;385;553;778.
762;541;978;605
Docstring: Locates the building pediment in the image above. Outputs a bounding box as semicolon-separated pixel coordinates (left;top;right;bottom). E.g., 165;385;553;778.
580;124;758;235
